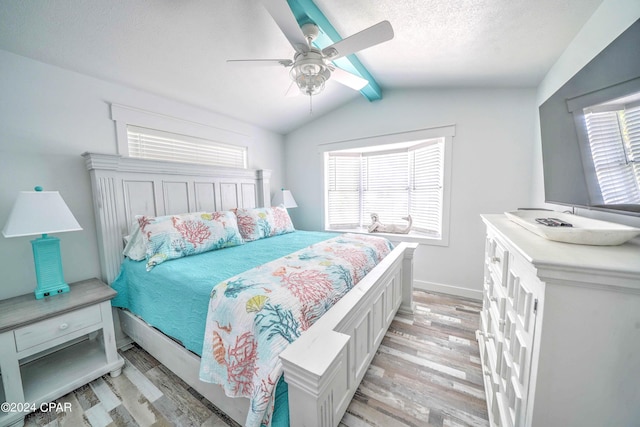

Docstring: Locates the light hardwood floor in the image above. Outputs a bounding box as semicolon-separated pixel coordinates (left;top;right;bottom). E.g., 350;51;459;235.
23;291;488;427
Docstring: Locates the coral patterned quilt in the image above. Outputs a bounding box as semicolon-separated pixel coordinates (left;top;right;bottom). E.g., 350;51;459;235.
199;233;393;427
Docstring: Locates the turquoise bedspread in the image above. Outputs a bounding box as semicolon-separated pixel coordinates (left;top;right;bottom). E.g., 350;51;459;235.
110;231;336;426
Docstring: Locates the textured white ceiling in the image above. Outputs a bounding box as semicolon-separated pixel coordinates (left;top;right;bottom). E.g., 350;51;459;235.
0;0;604;134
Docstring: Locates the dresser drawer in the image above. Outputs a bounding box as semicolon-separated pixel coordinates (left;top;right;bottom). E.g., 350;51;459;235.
14;305;102;352
486;236;509;286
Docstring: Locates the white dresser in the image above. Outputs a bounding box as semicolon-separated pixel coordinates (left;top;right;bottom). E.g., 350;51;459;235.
478;214;640;427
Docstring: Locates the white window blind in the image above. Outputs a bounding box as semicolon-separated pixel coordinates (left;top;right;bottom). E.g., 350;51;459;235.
326;139;444;236
363;150;409;227
584;103;640;204
326;154;361;228
127;125;248;168
410;142;444;234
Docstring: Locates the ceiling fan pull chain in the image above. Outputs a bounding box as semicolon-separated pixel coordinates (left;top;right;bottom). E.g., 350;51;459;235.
309;93;313;114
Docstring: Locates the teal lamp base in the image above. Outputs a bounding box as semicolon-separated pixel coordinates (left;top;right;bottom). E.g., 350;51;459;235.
31;235;70;299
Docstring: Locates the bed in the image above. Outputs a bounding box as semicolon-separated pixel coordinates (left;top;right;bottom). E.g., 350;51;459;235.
83;152;418;427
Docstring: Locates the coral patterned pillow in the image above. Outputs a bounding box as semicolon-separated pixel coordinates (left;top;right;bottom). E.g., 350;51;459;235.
235;206;295;241
137;211;244;270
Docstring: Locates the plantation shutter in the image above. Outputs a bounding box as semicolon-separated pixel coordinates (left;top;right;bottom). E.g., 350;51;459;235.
127;125;247;168
584;104;640;204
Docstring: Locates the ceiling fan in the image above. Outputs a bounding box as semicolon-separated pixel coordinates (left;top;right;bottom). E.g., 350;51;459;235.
228;0;394;98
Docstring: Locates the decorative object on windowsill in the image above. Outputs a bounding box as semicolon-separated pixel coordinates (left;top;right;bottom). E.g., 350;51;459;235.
368;213;412;234
271;188;298;209
2;186;82;299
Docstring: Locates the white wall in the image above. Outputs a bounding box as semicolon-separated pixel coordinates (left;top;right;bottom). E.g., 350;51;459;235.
0;50;285;300
532;0;640;228
285;88;537;298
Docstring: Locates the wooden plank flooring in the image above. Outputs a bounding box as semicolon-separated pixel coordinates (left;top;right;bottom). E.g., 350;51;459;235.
22;291;488;427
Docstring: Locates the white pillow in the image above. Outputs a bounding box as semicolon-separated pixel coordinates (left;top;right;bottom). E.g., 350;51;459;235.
123;222;147;261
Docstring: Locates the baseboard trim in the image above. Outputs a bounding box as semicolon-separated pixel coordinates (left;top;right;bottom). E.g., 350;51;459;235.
415;280;482;301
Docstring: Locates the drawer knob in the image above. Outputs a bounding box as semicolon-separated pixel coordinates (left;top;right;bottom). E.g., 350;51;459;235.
499;319;506;326
491;256;501;263
484;369;491;376
59;323;69;331
490;296;498;302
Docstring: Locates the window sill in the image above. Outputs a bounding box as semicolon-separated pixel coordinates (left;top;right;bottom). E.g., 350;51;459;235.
325;227;448;246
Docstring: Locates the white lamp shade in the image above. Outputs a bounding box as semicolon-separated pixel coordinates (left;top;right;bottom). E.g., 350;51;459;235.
272;189;298;208
2;191;82;238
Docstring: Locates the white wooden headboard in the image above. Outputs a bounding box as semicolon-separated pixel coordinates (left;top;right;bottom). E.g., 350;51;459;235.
83;152;271;284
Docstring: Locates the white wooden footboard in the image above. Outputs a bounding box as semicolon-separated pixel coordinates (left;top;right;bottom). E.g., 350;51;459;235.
281;241;417;427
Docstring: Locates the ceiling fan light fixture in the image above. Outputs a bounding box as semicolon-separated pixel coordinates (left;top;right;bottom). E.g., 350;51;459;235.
291;67;329;95
289;52;331;96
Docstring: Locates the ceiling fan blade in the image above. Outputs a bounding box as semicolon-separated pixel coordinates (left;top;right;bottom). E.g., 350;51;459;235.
322;20;394;59
227;59;293;67
330;67;369;90
261;0;309;53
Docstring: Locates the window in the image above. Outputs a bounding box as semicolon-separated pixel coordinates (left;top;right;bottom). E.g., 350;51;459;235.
583;100;640;204
322;126;453;245
127;126;247;168
111;104;249;169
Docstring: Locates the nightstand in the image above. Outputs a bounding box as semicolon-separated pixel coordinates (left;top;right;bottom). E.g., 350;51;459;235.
0;278;124;427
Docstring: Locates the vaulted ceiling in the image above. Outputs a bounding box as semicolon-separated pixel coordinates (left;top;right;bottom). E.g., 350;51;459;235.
0;0;604;134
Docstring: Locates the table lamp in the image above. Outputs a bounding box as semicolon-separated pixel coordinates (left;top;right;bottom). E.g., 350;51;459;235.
271;188;298;208
2;186;82;299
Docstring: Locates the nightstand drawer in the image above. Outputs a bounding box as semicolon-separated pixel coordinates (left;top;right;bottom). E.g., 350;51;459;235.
14;305;102;352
